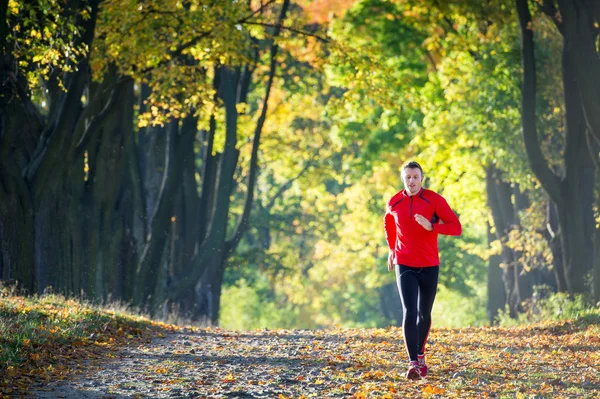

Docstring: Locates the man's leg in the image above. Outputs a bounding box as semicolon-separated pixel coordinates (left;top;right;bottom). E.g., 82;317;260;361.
416;266;439;355
396;265;420;362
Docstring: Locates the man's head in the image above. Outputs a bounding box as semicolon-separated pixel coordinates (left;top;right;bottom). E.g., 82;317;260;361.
401;161;424;195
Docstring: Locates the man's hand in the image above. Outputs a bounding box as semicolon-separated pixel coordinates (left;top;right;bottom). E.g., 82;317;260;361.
414;214;433;231
388;252;395;272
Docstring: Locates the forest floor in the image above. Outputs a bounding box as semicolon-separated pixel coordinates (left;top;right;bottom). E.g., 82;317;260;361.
2;292;600;398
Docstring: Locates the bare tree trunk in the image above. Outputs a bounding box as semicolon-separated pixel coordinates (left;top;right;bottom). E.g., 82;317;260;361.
543;201;567;292
87;73;135;300
516;0;595;295
486;165;520;317
557;36;596;294
555;0;600;143
134;115;197;310
167;1;291;325
486;223;505;325
0;76;39;291
170;141;202;316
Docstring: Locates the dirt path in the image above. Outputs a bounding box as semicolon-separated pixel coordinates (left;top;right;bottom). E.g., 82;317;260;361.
29;327;385;399
26;322;600;398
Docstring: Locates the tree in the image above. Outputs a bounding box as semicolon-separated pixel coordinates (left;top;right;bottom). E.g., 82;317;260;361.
516;0;596;295
1;0;298;325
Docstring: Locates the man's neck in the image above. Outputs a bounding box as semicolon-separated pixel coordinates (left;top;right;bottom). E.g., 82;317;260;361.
405;188;421;197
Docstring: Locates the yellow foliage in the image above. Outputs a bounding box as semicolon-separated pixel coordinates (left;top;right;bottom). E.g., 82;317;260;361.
8;0;19;14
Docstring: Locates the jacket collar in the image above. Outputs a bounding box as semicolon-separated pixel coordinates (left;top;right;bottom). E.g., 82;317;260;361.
404;187;424;197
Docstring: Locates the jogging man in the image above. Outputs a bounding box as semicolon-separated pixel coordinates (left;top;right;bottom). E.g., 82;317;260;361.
384;161;462;379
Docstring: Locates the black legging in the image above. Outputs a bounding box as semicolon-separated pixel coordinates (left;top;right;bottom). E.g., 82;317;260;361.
395;264;439;362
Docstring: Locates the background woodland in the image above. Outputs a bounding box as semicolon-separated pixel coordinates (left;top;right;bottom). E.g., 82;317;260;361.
2;0;600;329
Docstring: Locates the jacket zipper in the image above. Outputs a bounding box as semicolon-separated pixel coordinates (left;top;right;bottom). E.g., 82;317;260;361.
410;196;413;217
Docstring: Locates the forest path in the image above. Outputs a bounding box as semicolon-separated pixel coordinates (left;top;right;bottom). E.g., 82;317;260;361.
28;320;600;399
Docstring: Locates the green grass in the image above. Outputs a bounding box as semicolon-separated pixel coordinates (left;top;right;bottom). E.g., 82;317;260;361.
0;285;172;395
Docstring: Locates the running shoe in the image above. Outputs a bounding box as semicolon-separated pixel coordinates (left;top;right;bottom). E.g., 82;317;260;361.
417;354;428;377
406;360;422;380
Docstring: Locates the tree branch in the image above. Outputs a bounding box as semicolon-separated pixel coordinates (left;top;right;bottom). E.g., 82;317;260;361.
226;0;290;254
266;159;313;211
242;21;329;42
73;77;132;159
136;0;280;76
515;0;563;205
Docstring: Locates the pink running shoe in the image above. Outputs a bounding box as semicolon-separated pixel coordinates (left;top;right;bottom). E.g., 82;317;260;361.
418;354;428;377
406;360;422;380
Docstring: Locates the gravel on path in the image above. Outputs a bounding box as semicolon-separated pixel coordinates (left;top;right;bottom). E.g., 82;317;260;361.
27;327;387;399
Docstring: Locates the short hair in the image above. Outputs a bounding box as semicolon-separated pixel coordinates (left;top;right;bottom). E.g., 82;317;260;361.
401;161;424;176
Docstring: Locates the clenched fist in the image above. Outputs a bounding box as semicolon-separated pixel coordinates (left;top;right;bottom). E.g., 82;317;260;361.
414;213;433;231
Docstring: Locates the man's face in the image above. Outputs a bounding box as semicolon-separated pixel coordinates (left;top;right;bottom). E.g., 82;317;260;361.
402;167;423;195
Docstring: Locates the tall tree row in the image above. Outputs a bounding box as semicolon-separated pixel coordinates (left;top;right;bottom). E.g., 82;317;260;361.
2;0;599;329
1;0;296;323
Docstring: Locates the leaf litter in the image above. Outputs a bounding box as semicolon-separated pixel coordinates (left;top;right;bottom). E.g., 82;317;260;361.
18;317;600;399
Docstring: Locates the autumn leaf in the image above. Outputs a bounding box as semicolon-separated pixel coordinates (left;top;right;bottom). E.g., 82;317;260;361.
422;384;446;395
3;291;600;398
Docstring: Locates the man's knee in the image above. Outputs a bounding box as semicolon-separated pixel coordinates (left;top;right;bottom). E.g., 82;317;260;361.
403;310;418;324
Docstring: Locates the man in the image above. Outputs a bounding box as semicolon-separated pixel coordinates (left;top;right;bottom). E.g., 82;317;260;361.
384;161;462;379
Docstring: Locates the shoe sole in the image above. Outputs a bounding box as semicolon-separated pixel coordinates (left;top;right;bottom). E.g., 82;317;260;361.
406;368;421;380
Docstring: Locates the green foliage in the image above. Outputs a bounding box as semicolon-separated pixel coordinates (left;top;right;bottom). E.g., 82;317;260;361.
10;0;585;331
433;284;488;327
438;234;487;295
222;0;518;330
6;0;90;90
496;286;600;327
93;0;290;126
324;0;429;173
220;278;302;330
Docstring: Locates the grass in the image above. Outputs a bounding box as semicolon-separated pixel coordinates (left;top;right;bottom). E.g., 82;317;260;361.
0;285;174;396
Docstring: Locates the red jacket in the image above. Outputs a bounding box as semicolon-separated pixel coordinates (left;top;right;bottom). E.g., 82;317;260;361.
384;188;462;267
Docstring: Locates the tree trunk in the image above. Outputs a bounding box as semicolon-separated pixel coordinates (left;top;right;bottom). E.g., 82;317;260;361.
167;1;291;324
555;0;600;144
0;77;39;291
543;201;567;292
516;0;595;295
171;141;202;317
88;73;135;300
556;32;596;294
486;165;520;317
486;223;505;325
134;115;197;310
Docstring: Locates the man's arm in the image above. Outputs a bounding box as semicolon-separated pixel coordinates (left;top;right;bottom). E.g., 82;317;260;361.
384;211;397;271
384;211;397;250
432;196;462;236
